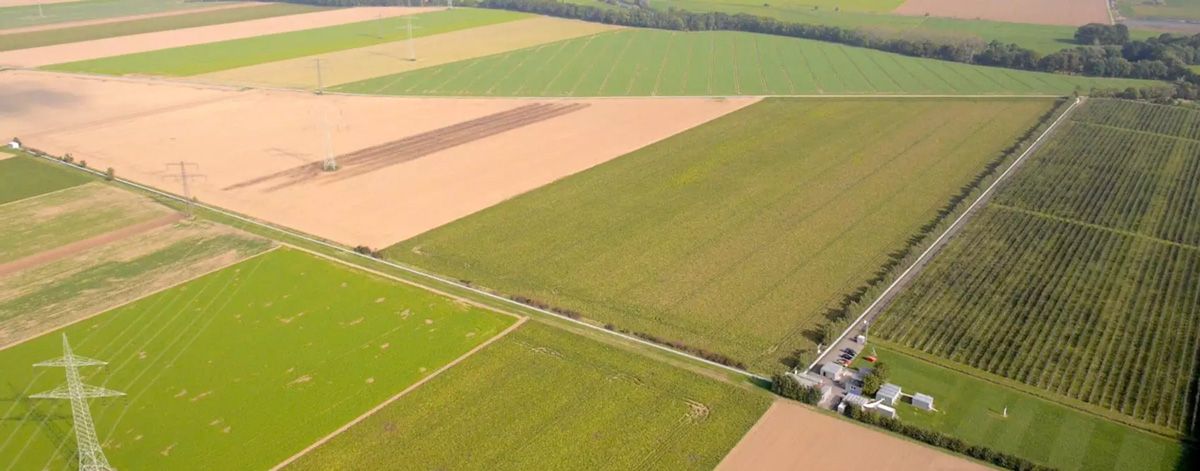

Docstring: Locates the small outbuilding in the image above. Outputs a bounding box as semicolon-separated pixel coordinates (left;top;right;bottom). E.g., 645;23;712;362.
820;362;844;380
8;137;20;150
913;393;935;411
837;393;870;414
874;404;898;419
789;371;833;402
876;383;902;406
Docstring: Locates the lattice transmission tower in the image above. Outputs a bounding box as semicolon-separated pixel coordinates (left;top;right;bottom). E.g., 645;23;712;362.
31;334;125;471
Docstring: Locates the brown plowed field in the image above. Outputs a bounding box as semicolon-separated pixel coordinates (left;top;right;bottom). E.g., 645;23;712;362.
0;6;438;68
227;103;589;191
893;0;1110;26
0;70;756;247
718;401;989;470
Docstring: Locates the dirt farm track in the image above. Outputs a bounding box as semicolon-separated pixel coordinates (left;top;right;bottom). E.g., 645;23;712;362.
0;70;755;247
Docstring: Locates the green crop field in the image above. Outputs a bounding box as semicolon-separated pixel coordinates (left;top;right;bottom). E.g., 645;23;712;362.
654;0;1157;53
0;154;91;205
874;99;1200;436
0;3;322;52
850;344;1184;471
0;248;517;469
388;97;1057;373
0;0;225;31
336;29;1154;97
287;322;771;470
45;8;529;76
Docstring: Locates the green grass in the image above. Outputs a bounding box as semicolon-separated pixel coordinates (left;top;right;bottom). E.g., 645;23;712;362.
0;154;91;205
287;322;772;470
45;7;529;76
0;3;323;52
387;98;1057;373
850;344;1184;471
0;248;517;470
0;0;226;30
335;29;1156;96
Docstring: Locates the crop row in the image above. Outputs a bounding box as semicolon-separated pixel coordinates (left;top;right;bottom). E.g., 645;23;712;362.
876;100;1200;434
1073;98;1200;142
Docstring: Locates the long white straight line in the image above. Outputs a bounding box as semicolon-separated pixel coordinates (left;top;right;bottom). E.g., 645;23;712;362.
21;150;769;382
805;96;1084;372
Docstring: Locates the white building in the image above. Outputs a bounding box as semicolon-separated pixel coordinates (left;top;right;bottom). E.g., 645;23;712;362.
8;138;20;150
913;393;935;411
875;404;898;419
876;383;902;406
788;371;832;402
820;362;844;380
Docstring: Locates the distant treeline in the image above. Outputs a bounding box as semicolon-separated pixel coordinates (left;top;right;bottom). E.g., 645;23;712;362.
259;1;1200;98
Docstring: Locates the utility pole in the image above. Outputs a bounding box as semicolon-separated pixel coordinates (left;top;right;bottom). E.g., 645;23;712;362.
37;1;45;18
31;334;125;471
406;16;416;61
322;111;337;172
164;161;205;216
313;58;324;94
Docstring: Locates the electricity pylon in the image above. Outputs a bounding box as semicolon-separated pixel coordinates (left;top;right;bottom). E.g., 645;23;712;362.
31;334;125;471
163;161;205;216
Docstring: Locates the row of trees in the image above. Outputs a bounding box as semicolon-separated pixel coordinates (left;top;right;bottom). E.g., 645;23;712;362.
844;405;1057;471
770;373;822;405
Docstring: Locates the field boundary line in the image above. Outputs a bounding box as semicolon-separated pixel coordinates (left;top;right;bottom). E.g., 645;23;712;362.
1075;119;1200;145
20;148;770;383
0;178;90;209
270;316;529;470
0;212;186;277
992;203;1200;252
0;244;280;353
807;97;1084;372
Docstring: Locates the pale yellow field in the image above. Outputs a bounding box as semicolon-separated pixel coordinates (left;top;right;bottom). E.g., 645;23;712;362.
197;16;619;90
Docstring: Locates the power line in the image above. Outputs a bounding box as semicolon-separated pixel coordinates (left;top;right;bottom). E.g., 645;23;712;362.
31;334;125;471
163;161;206;216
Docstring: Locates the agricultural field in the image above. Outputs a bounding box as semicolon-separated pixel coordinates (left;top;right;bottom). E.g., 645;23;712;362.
337;29;1155;97
286;322;771;470
893;0;1111;26
0;153;90;204
848;344;1184;471
874;99;1200;435
0;177;271;346
0;0;227;30
0;248;518;469
200;16;619;90
1119;0;1200;21
655;0;1155;53
388;97;1059;373
0;3;322;52
44;8;528;76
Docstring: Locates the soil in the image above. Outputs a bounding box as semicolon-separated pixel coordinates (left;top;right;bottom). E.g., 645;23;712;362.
0;2;256;35
893;0;1110;26
0;70;758;248
0;6;440;68
198;16;621;89
717;401;990;470
0;212;184;277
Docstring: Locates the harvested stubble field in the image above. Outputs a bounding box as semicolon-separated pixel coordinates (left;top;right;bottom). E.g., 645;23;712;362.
0;154;90;204
287;322;771;470
718;401;989;470
874;99;1200;435
0;248;517;469
0;0;231;30
0;180;271;347
847;344;1184;471
388;97;1058;373
199;16;619;90
893;0;1112;26
0;6;437;68
0;71;754;247
41;7;519;75
0;3;321;52
336;29;1154;97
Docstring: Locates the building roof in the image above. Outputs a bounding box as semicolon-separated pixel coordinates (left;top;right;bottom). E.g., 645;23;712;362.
821;362;844;374
913;393;934;403
877;383;902;398
843;393;869;406
789;372;823;388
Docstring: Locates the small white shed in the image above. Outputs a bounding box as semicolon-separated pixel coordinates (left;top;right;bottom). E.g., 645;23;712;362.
876;383;902;406
820;362;844;380
875;404;898;419
913;393;935;411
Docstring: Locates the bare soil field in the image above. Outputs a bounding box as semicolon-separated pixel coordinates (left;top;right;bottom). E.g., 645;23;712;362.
0;6;438;67
199;16;619;89
0;2;254;35
718;401;989;470
894;0;1111;26
0;70;756;247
